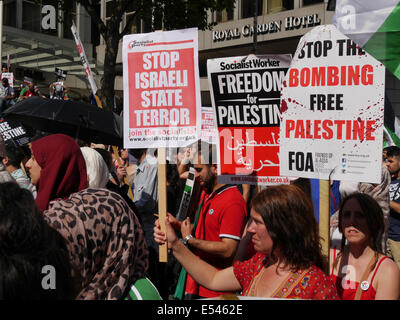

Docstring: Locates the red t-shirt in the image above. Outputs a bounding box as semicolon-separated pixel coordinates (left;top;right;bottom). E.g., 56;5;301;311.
185;185;247;298
233;253;339;300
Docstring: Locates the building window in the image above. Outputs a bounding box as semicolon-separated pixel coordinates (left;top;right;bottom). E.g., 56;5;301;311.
106;0;113;19
4;0;17;27
22;0;41;32
124;9;152;34
216;6;234;23
282;0;294;10
303;0;324;5
125;13;141;34
242;0;263;19
241;0;294;17
327;0;336;11
22;0;59;35
266;0;293;14
63;3;76;39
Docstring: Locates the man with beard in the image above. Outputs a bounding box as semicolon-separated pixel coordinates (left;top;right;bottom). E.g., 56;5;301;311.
169;141;247;299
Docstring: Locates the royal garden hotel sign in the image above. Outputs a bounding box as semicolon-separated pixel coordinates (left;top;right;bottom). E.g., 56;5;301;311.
212;13;321;42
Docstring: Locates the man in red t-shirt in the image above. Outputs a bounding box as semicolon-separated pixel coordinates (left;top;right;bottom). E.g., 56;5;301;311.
19;81;39;101
172;141;248;299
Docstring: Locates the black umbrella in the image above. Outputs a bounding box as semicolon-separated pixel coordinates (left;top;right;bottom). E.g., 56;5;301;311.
3;97;123;146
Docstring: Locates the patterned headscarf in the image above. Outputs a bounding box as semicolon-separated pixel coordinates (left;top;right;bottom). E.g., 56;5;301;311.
31;134;87;211
43;188;149;300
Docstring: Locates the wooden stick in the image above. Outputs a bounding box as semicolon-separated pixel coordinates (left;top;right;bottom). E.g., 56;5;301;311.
157;147;168;263
319;179;330;274
94;94;103;110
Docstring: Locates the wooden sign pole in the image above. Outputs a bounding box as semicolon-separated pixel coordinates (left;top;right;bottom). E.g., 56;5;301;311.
152;30;167;263
319;179;330;274
157;147;168;262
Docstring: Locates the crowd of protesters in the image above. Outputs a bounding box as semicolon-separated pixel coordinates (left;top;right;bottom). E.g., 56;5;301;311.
0;125;399;300
0;65;399;300
0;67;72;118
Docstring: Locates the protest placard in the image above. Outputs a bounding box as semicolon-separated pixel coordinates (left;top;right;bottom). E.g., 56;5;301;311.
0;118;30;146
122;28;201;149
123;28;202;263
280;25;385;184
207;54;291;185
55;68;67;80
201;106;219;144
1;73;14;87
71;22;97;94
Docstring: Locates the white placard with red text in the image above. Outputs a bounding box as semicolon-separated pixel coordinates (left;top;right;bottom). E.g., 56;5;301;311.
71;22;97;94
208;54;292;185
1;73;14;87
122;28;201;149
280;25;385;183
201;106;219;144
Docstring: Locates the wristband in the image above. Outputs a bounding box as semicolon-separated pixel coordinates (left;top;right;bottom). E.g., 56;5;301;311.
182;234;193;246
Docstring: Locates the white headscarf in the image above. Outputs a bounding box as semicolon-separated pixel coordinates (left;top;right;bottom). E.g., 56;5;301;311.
0;135;14;183
0;163;15;183
80;147;109;188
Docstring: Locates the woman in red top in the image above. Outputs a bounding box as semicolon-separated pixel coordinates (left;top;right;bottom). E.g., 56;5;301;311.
155;184;339;299
330;192;399;300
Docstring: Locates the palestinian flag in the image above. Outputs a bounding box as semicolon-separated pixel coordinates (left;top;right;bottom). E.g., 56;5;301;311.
333;1;400;80
384;127;400;147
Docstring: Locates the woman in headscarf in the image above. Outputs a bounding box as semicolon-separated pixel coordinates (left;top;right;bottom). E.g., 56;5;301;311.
25;134;158;299
25;134;88;212
43;188;159;300
80;146;109;188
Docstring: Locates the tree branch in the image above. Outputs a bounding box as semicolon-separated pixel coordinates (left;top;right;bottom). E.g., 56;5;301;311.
119;9;139;37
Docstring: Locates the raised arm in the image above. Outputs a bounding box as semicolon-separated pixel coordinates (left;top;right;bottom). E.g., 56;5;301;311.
154;217;242;293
